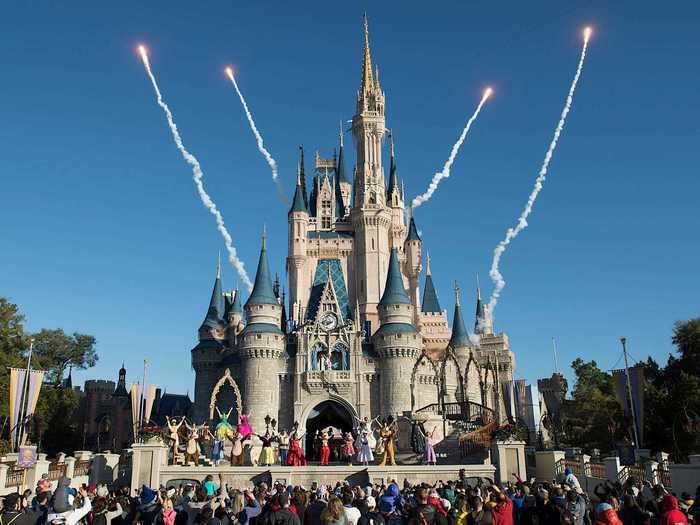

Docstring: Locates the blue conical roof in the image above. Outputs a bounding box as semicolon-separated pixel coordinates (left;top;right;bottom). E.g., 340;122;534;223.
387;143;399;197
421;256;441;313
290;181;308;214
231;288;242;314
200;264;225;331
245;235;278;307
474;287;486;334
450;301;471;348
337;143;350;184
379;248;411;306
407;217;421;242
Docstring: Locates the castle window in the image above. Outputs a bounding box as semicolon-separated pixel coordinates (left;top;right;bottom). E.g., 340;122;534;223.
321;216;331;229
321;199;331;212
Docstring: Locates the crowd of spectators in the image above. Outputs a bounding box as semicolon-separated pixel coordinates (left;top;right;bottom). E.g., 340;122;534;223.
1;469;698;525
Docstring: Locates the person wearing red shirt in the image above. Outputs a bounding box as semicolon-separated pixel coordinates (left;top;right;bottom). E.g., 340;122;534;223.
660;495;688;525
490;485;514;525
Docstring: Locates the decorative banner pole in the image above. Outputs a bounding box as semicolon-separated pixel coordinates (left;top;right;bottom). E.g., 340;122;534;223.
16;339;34;451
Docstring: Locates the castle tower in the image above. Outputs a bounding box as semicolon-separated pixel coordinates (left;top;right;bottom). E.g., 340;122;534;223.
374;248;423;416
238;233;286;427
404;217;422;321
474;282;493;336
417;253;451;355
387;138;406;251
226;288;244;343
288;153;310;323
351;16;392;332
191;260;228;421
337;132;352;213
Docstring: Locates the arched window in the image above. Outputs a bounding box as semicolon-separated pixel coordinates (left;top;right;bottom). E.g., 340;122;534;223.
310;343;329;371
331;342;350;370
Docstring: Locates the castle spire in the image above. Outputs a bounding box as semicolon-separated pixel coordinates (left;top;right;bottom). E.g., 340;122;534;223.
387;134;399;197
421;252;442;313
246;230;277;307
199;258;225;333
474;276;488;334
379;248;411;306
406;216;421;242
299;146;308;208
361;13;374;92
450;281;471;348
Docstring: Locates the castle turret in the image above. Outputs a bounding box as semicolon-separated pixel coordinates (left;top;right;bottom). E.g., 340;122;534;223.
449;285;472;358
421;254;441;314
226;288;244;343
351;16;392;331
239;233;286;426
387;138;406;251
288;151;310;323
198;259;226;341
374;248;422;416
404;216;422;321
192;260;227;421
337;131;352;213
474;282;493;335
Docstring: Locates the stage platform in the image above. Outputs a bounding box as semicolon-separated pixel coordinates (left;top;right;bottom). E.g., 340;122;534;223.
156;464;496;488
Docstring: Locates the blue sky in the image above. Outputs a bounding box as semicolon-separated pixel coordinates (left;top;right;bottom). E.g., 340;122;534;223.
1;1;698;396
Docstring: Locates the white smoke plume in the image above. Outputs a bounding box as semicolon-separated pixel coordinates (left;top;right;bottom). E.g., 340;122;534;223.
225;68;287;204
411;88;492;210
487;29;592;317
138;46;254;292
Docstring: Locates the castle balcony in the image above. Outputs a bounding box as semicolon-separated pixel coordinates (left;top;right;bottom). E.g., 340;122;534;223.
303;370;354;396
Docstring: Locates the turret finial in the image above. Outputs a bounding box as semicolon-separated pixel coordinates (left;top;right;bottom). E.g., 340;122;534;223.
217;251;221;279
425;252;431;276
476;273;481;300
339;120;344;148
262;224;267;250
361;14;374;92
454;280;461;307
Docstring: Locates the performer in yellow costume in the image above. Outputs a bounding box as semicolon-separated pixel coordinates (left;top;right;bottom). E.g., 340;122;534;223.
378;416;398;466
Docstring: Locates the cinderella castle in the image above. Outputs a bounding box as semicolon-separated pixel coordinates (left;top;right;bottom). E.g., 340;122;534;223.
191;19;516;450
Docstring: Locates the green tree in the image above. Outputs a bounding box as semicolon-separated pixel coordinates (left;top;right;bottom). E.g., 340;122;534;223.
562;359;624;451
0;298;28;418
31;329;98;386
643;318;700;460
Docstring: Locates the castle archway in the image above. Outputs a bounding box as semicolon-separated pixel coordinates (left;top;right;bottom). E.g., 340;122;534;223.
209;369;242;423
302;399;356;462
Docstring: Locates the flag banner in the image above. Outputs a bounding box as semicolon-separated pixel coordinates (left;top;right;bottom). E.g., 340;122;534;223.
25;370;45;417
143;384;157;424
612;365;645;446
130;383;143;430
514;379;527;420
17;445;38;468
9;368;27;449
502;381;516;420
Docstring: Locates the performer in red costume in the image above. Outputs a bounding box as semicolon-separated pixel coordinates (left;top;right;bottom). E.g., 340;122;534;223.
319;428;331;466
286;422;307;466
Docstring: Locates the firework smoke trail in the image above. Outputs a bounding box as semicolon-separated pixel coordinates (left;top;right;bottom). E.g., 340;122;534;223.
225;67;286;204
138;46;254;292
411;87;492;210
486;28;593;318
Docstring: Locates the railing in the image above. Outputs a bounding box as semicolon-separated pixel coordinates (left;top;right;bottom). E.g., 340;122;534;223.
47;462;67;481
5;467;25;488
617;464;646;484
555;458;582;478
656;467;672;488
415;401;495;424
73;460;91;477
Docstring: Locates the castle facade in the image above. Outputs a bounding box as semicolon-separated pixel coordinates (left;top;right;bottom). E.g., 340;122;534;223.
191;20;515;443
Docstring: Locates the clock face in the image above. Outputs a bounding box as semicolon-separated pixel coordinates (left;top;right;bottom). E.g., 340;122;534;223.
320;313;338;331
